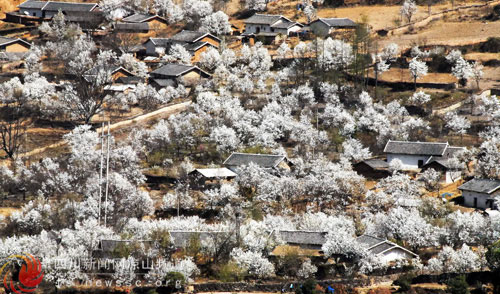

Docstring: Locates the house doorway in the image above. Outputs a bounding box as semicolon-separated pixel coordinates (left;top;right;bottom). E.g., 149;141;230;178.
418;160;424;168
473;197;477;208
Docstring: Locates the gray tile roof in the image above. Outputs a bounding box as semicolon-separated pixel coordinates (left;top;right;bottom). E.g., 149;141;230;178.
18;0;47;9
370;242;394;254
384;140;448;156
170;231;231;248
171;30;220;43
443;146;466;158
152;78;176;87
115;22;149;31
459;178;500;194
423;159;450;169
423;146;465;169
241;32;280;37
363;159;389;170
0;37;31;48
316;18;357;27
356;235;417;258
182;41;213;52
61;10;104;25
87;65;131;77
271;20;300;29
356;235;385;248
150;63;196;77
98;239;154;252
122;13;161;23
149;38;171;47
245;14;284;25
42;1;98;12
0;37;18;46
278;230;327;246
115;76;143;84
223;152;287;169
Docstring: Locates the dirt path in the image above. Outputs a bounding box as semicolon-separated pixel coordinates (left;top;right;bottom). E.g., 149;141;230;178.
432;99;465;115
18;101;192;159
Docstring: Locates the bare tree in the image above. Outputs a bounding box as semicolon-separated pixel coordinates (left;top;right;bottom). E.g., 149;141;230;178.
0;105;28;159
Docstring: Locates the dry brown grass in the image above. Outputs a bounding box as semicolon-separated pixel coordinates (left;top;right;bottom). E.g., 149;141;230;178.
0;207;20;218
371;67;457;83
0;0;23;18
380;19;500;50
266;0;484;30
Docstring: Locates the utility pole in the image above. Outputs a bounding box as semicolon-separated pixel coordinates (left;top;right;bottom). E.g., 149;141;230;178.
98;122;104;225
104;121;111;227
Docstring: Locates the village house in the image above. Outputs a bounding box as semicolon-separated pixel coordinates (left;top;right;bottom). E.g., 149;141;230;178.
420;146;465;184
0;37;31;53
149;63;210;87
188;168;237;189
356;235;418;263
86;66;136;83
353;158;390;179
458;178;500;210
144;38;217;63
384;140;464;173
169;231;231;248
230;23;241;36
114;13;168;33
243;14;303;37
96;231;231;257
60;11;105;30
17;0;99;18
171;30;221;47
271;231;327;257
308;18;357;36
223;152;292;174
144;31;220;62
271;231;418;264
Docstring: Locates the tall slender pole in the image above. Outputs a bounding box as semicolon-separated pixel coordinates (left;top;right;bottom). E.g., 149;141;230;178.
98;123;104;225
104;121;111;227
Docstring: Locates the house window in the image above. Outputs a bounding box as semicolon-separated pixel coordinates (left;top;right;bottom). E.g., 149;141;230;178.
271;28;274;32
418;160;423;168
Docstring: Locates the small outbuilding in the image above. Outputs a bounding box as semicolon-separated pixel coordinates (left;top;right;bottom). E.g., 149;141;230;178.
115;14;168;33
356;235;418;264
243;14;303;37
144;36;217;62
458;178;500;209
309;18;357;36
353;158;390;179
223;152;292;173
149;63;210;87
188;167;237;188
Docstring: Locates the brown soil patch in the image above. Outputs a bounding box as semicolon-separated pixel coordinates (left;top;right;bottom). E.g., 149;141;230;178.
465;52;500;62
